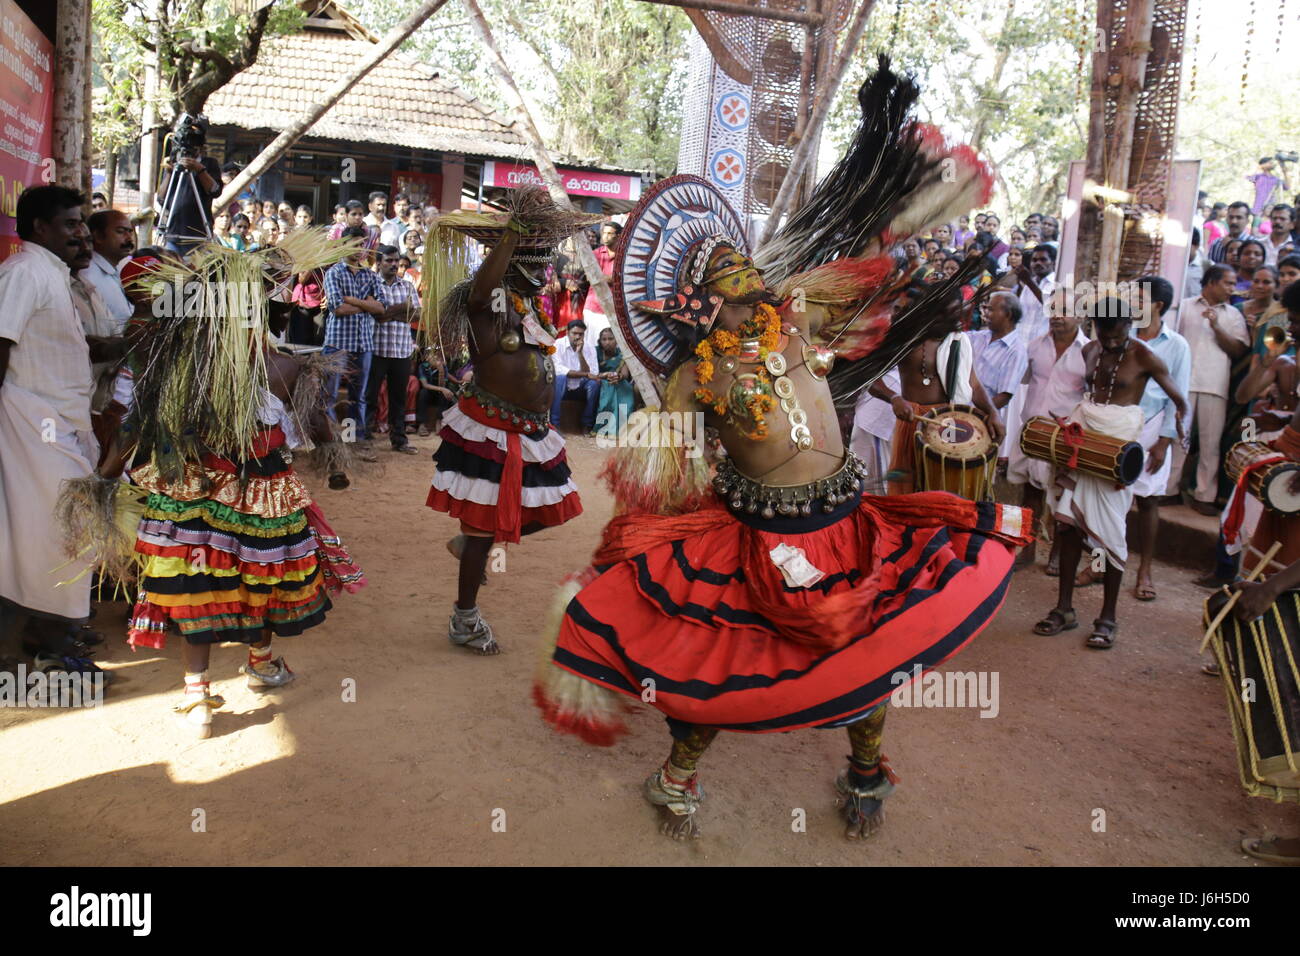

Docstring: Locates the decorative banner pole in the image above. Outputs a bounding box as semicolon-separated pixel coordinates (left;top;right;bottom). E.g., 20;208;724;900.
461;0;660;405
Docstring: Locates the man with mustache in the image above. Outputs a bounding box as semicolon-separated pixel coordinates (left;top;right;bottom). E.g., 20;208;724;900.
0;187;111;664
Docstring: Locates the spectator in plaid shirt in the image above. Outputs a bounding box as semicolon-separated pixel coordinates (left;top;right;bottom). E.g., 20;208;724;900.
323;225;385;462
365;244;421;454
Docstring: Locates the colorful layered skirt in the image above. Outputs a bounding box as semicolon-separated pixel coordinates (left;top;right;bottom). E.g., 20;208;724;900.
426;393;582;543
126;426;365;648
535;491;1031;744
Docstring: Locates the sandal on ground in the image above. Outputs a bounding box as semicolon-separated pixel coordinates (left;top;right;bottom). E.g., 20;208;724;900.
1085;618;1118;649
1202;660;1221;677
1033;608;1078;636
328;471;350;490
240;656;296;688
1241;835;1300;865
1044;559;1060;578
1133;580;1157;601
393;444;419;455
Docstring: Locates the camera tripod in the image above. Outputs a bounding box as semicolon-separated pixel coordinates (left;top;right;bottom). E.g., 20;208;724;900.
156;154;213;241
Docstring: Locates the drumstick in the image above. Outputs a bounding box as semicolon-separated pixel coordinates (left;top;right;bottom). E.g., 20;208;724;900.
1199;541;1283;654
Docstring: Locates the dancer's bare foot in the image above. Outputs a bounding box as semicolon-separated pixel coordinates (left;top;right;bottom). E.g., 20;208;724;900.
644;767;704;841
654;805;701;840
834;768;893;841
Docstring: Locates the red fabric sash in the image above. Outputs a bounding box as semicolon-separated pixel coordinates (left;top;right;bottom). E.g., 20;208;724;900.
1224;450;1288;546
1052;416;1087;469
457;395;533;543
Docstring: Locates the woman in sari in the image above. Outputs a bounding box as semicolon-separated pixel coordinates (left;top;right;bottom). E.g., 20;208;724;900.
595;328;634;437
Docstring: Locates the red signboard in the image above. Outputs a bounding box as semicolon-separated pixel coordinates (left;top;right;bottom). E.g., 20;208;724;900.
0;0;53;260
392;169;443;210
482;161;642;202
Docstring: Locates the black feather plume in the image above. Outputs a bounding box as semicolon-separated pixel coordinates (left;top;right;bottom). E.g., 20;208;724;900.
755;55;942;289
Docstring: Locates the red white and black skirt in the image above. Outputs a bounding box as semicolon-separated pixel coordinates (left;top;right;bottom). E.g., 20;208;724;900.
426;396;582;543
535;488;1030;743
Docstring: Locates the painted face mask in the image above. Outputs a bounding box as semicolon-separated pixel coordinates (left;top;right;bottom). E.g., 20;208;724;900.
702;246;767;304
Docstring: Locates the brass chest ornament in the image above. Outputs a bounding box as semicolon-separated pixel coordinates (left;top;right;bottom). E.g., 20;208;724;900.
498;328;522;353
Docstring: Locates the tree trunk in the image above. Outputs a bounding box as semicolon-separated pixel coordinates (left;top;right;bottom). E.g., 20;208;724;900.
136;0;163;241
212;0;453;215
461;0;662;406
105;150;119;209
759;0;876;244
52;0;90;194
969;1;1017;155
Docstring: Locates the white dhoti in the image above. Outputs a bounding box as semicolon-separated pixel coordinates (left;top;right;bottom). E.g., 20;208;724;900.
1049;400;1144;570
0;384;97;620
1129;412;1172;500
1006;410;1053;490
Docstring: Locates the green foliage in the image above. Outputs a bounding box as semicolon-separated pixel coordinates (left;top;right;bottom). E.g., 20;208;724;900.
827;0;1096;222
345;0;690;174
91;0;305;161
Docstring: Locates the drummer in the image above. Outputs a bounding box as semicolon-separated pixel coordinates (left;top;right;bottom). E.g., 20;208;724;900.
870;295;1005;494
1032;296;1188;648
1231;557;1300;864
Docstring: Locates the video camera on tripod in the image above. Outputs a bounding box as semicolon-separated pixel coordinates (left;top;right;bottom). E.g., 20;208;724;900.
157;112;214;238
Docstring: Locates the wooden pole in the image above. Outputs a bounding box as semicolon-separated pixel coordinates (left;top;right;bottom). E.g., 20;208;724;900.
1074;0;1114;284
136;0;162;241
52;0;90;194
759;0;876;245
1096;0;1154;285
212;0;452;216
461;0;661;406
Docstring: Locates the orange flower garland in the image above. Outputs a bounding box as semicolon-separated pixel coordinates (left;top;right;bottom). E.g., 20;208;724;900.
510;292;557;354
693;303;781;440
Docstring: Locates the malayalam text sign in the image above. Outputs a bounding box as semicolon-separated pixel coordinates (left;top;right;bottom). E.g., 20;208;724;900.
482;161;641;202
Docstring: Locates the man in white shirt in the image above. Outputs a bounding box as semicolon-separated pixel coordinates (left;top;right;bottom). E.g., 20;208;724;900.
0;186;100;661
1128;276;1191;601
1012;244;1056;345
849;369;899;495
379;193;410;249
81;209;135;329
1263;204;1296;267
1175;265;1251;513
550;320;601;433
1006;293;1089;570
363;190;388;231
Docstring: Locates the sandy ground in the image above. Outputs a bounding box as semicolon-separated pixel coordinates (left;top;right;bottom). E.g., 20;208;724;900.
1;431;1296;867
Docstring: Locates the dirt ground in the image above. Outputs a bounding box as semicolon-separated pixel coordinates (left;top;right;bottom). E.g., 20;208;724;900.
2;431;1296;866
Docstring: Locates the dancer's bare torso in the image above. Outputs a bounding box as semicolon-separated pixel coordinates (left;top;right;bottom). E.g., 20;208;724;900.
670;300;845;486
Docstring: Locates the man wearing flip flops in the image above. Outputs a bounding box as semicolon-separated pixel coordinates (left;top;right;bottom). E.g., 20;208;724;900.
1031;296;1187;649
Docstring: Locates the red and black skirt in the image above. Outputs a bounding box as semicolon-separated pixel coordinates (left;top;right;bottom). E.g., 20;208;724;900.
426;398;581;542
536;490;1030;741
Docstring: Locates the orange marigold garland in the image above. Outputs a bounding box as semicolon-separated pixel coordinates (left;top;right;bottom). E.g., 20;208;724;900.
693;304;781;440
510;292;557;354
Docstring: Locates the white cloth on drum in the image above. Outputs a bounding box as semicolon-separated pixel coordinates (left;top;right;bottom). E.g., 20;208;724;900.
1049;400;1144;570
1222;429;1282;557
1130;412;1172;500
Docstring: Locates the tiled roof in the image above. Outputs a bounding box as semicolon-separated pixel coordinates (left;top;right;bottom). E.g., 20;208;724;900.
205;26;528;159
